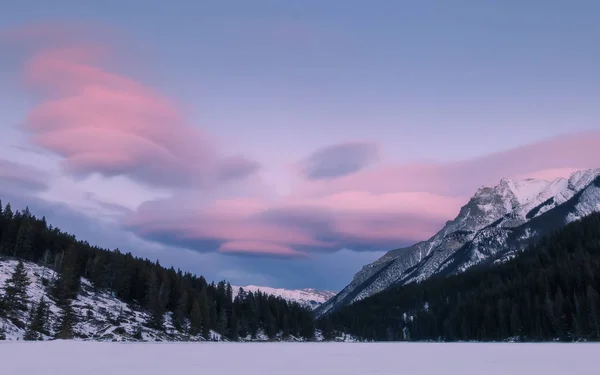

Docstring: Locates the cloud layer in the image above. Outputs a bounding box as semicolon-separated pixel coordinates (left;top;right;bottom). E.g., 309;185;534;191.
13;31;259;189
127;131;600;257
0;158;50;194
7;24;600;260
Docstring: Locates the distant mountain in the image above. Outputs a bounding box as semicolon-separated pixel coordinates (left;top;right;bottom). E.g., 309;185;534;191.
317;168;600;317
233;285;336;310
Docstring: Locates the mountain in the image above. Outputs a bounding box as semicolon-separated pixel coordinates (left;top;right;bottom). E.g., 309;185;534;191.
320;211;600;342
232;285;336;310
317;168;600;317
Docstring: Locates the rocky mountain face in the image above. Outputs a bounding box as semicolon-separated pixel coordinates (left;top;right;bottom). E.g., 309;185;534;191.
232;285;336;310
316;168;600;317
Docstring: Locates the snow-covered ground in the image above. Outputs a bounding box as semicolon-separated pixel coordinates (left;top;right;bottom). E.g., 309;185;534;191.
0;341;597;375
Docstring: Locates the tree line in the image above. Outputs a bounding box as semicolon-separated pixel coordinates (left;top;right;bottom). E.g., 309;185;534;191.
319;213;600;342
0;200;316;340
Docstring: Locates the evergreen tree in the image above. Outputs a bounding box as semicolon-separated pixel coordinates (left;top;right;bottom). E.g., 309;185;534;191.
229;305;240;340
13;220;34;259
24;299;49;340
189;298;203;335
281;313;290;338
265;307;277;339
145;271;165;329
173;290;189;331
587;285;600;339
2;260;31;313
55;302;77;339
199;289;211;339
217;307;228;335
54;245;81;305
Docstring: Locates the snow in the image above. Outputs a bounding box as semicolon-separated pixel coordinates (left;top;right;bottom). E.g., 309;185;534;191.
566;184;600;223
0;341;598;375
232;285;336;309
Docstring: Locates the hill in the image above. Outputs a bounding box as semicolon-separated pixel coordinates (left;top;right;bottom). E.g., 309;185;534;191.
0;200;316;341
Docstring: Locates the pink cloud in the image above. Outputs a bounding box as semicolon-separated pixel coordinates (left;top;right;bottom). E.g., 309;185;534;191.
126;190;463;257
126;131;600;257
293;131;600;198
10;27;258;188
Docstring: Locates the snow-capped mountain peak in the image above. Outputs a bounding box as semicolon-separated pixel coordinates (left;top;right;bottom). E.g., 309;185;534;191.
317;168;600;317
568;168;600;191
232;285;336;310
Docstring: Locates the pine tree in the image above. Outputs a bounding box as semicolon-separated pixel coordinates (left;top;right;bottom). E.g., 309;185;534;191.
217;307;228;335
145;271;165;329
199;289;211;339
13;220;34;259
190;298;203;335
55;302;77;339
173;290;189;331
2;260;31;313
0;204;17;256
54;245;81;305
24;299;49;340
587;285;600;339
281;313;290;339
509;303;522;340
0;324;6;340
229;306;239;341
265;307;277;339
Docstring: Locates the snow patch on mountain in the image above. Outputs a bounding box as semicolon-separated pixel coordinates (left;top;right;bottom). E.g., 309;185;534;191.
233;285;336;309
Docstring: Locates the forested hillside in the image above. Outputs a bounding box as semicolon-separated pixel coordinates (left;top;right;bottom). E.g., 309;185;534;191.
320;213;600;342
0;200;316;341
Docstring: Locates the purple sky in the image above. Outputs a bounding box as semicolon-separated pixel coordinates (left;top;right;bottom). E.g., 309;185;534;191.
1;1;600;290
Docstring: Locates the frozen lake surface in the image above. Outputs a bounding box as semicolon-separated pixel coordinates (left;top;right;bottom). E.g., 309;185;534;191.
0;341;598;375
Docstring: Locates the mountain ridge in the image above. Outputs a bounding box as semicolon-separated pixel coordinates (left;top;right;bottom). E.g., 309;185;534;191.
232;285;336;309
316;168;600;317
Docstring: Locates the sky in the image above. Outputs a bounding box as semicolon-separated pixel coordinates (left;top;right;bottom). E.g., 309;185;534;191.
1;1;600;291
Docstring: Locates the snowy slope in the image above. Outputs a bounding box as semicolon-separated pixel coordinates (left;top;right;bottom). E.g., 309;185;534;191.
232;285;336;309
0;258;205;341
317;168;600;316
0;259;338;342
0;259;231;342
